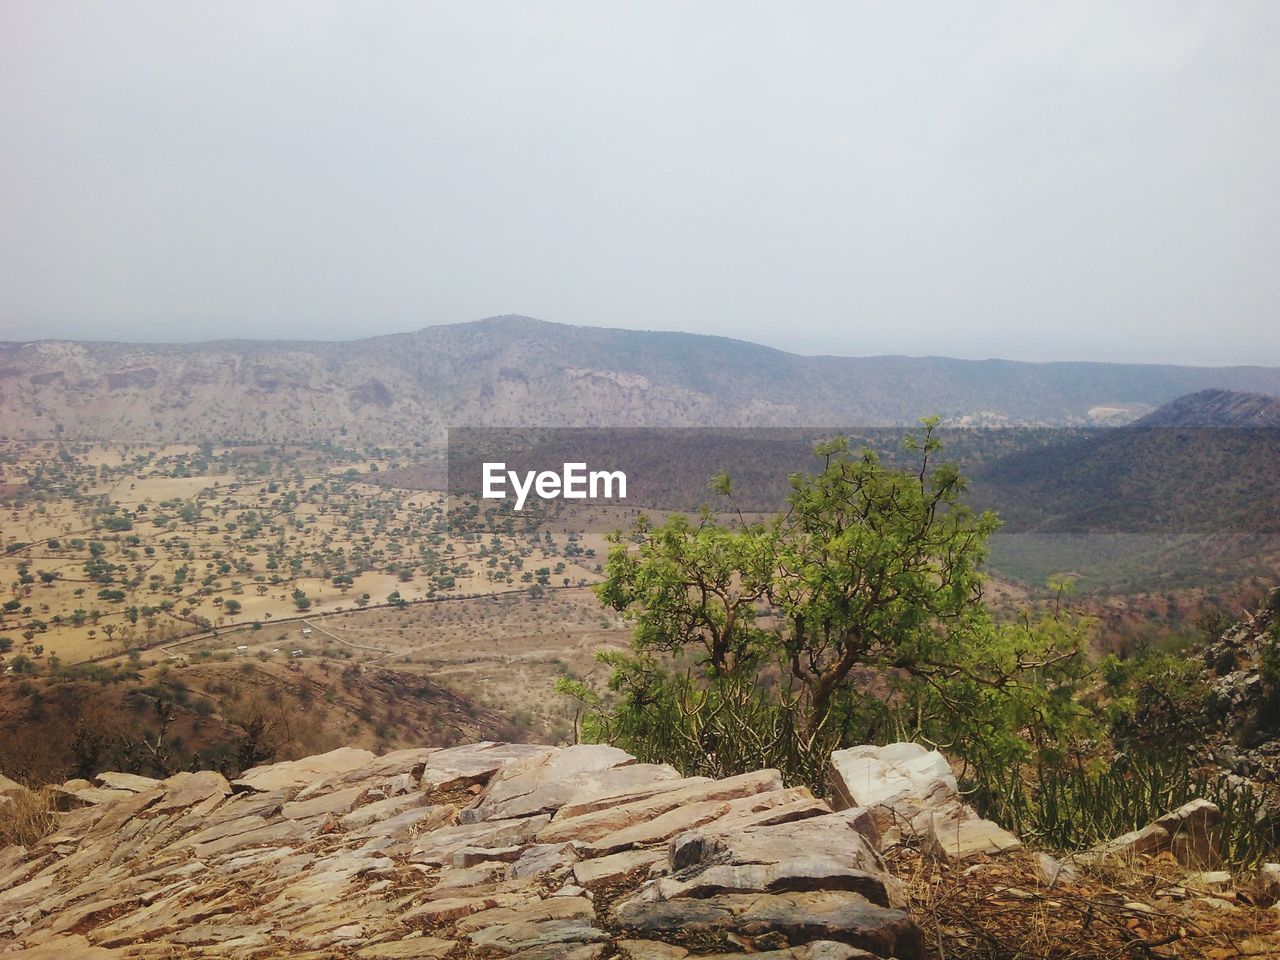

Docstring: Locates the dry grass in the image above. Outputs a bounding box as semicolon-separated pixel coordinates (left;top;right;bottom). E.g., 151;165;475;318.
0;784;57;848
892;846;1280;960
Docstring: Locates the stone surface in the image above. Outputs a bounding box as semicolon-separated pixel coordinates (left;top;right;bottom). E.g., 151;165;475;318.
1156;799;1223;868
1081;799;1223;868
574;847;668;886
614;891;922;960
828;742;1020;861
464;743;645;821
232;746;378;791
1258;862;1280;905
922;809;1024;861
539;769;785;845
93;772;161;793
1034;852;1075;886
0;743;925;959
659;809;890;904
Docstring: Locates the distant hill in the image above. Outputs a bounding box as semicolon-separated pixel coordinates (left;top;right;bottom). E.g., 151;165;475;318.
4;316;1280;442
976;390;1280;536
975;390;1280;592
1134;389;1280;427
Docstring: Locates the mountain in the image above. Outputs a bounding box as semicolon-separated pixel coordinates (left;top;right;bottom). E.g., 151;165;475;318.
974;390;1280;591
977;389;1280;534
1134;389;1280;428
4;316;1280;443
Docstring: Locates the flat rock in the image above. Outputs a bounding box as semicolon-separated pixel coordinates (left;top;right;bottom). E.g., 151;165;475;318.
411;815;551;866
614;890;921;960
0;772;24;795
540;769;784;845
465;745;659;822
55;786;136;807
829;743;1020;861
0;935;125;958
586;784;816;857
921;810;1022;861
341;792;432;829
556;776;713;821
94;772;162;793
417;742;557;792
467;917;609;956
149;770;232;815
281;784;365;820
0;743;931;959
574;848;668;886
656;809;891;906
292;747;439;800
232;746;378;792
455;895;595;932
504;945;605;960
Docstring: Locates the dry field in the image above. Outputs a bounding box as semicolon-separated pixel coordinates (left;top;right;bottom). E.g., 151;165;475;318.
0;441;613;668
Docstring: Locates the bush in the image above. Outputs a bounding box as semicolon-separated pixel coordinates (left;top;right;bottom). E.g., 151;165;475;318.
0;784;57;847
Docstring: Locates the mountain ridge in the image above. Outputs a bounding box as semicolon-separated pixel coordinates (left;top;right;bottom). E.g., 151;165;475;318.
5;315;1280;443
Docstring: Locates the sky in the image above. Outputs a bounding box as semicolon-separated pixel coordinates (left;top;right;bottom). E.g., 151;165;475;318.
0;2;1277;365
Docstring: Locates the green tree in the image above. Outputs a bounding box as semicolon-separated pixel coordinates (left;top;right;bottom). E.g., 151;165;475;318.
569;425;1089;790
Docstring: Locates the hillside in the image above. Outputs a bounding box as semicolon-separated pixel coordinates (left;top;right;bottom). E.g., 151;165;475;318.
976;391;1280;537
0;659;526;787
969;390;1280;592
1135;389;1280;427
5;317;1280;442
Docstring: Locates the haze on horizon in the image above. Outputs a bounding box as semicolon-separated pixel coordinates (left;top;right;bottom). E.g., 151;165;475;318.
1;1;1277;366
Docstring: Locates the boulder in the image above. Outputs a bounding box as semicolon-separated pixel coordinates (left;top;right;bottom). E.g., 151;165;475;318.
1156;799;1222;868
1258;862;1280;905
1081;799;1222;868
655;809;891;906
829;743;1020;861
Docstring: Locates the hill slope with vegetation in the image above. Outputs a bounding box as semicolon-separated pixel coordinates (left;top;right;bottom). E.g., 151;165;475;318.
5;316;1280;442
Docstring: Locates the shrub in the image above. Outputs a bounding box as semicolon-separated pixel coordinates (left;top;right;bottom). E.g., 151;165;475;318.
0;784;57;847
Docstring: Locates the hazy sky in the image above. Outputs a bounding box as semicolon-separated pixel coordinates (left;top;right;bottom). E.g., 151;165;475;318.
1;2;1277;364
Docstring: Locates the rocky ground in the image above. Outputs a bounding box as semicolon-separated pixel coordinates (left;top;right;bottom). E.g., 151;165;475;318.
1;741;1278;959
1200;589;1280;788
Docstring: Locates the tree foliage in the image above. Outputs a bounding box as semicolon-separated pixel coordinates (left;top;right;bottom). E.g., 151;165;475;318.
565;424;1091;792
